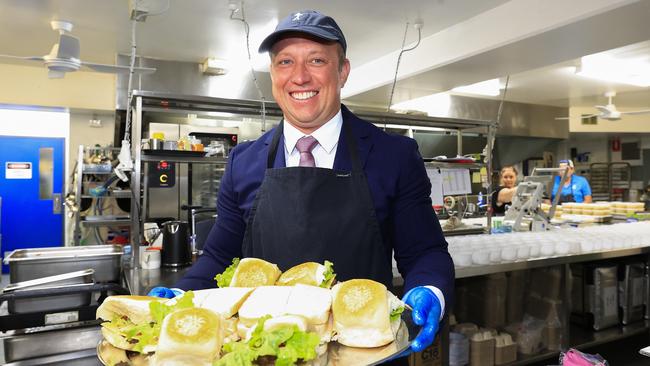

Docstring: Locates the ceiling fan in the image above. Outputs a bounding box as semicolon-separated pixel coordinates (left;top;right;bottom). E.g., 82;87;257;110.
556;91;650;121
0;20;156;79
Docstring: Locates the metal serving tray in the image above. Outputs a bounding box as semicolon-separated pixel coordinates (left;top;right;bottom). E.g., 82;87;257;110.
4;245;123;283
3;325;102;363
3;269;95;314
97;307;420;365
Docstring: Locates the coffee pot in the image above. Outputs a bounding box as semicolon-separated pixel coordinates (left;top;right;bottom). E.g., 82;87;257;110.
160;220;191;267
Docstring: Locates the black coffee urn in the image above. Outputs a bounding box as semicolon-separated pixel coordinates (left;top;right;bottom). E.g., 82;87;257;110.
161;220;192;267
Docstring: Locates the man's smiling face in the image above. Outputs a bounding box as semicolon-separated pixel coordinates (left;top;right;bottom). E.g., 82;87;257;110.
270;36;350;134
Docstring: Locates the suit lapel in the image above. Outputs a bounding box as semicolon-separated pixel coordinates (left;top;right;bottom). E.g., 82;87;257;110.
260;126;286;168
334;105;372;171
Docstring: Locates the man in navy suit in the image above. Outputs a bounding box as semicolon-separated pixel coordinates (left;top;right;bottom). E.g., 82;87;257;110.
172;10;454;355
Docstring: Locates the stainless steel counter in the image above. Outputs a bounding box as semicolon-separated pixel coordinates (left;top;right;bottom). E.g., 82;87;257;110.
455;246;650;278
123;265;190;296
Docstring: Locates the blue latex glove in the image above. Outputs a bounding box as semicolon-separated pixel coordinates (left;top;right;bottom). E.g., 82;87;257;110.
147;286;184;299
403;286;442;353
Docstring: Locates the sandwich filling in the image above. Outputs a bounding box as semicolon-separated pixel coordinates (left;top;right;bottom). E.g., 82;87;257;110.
216;315;320;366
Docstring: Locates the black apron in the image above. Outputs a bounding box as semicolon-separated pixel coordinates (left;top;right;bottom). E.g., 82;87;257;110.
241;120;393;288
558;177;575;203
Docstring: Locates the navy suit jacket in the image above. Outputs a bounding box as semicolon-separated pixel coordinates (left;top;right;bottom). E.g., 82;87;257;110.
176;105;454;309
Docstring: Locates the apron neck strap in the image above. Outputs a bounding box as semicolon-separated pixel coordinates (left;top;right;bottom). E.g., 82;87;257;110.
267;118;363;173
268;122;284;168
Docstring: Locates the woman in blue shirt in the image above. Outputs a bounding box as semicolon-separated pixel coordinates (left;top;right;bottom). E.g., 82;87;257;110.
551;159;593;203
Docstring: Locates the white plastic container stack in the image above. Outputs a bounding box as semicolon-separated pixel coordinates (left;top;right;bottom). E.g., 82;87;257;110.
447;222;650;268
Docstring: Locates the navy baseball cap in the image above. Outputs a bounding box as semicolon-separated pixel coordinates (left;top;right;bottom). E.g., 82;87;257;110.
258;10;347;54
559;159;574;167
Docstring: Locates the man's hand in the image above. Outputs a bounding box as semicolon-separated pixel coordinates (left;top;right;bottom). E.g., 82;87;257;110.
403;286;442;352
147;286;184;299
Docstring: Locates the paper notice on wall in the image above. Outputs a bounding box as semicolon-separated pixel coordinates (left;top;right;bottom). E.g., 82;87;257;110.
441;168;472;195
5;162;32;179
426;168;444;206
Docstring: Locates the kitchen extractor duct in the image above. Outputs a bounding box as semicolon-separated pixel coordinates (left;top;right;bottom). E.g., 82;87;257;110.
116;55;272;110
116;57;567;140
413;132;560;168
446;94;568;139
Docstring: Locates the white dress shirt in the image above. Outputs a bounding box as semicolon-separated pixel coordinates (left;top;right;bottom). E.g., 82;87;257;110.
281;109;445;317
283;110;342;168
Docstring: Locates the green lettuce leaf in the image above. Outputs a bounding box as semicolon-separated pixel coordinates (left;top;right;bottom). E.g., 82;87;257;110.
215;258;240;288
277;328;320;365
390;304;405;322
320;260;336;288
215;316;320;366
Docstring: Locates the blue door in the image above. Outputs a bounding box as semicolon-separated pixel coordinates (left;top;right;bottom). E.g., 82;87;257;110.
0;136;65;273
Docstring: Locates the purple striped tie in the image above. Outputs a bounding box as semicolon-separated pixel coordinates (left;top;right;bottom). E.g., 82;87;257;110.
296;136;318;167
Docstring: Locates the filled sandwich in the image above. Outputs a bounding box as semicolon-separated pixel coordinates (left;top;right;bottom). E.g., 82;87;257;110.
154;307;223;366
276;261;336;288
331;279;404;348
96;293;195;354
215;257;281;287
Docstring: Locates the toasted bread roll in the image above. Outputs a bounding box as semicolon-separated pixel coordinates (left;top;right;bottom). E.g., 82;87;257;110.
230;258;281;287
154;307;222;365
331;279;394;348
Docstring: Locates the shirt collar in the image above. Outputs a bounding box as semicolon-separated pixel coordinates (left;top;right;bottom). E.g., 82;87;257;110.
283;110;342;154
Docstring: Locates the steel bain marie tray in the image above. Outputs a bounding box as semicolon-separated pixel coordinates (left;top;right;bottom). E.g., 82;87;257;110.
2;269;95;314
4;245;123;283
97;308;420;365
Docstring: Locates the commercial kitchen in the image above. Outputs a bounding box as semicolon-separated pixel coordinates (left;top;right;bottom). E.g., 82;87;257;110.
1;1;650;365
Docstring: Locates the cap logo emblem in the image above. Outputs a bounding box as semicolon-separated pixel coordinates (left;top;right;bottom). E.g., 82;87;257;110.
292;12;303;21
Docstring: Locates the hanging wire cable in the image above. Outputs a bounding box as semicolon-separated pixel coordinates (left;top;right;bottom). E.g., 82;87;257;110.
495;75;510;129
387;22;422;112
123;14;138;143
230;2;268;131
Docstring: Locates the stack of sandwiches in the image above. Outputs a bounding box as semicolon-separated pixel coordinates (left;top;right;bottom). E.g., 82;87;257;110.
97;258;406;366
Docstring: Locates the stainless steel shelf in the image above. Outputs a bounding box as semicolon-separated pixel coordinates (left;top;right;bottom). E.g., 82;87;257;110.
499;322;649;365
455;246;650;279
141;153;228;164
570;321;649;350
502;350;561;366
80;216;131;227
424;161;485;169
81;190;132;199
81;170;113;175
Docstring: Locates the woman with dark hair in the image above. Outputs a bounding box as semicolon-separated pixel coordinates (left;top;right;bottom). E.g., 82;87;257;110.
491;165;518;215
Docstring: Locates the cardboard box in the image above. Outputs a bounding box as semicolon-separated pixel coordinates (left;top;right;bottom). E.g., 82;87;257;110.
410;334;442;366
494;333;517;365
530;266;562;300
467;273;507;329
470;332;495;366
506;270;527;324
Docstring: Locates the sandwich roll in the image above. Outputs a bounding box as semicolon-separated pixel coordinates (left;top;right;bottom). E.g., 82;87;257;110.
96;295;166;353
230;258;281;287
331;279;395;348
276;261;336;288
154;307;222;365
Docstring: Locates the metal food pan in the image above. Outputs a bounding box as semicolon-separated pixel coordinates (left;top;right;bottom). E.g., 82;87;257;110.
4;245;123;283
4;269;95;314
3;325;102;363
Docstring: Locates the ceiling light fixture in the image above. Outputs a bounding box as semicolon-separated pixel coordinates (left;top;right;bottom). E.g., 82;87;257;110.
201;58;229;76
576;54;650;87
391;92;451;117
451;78;502;96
